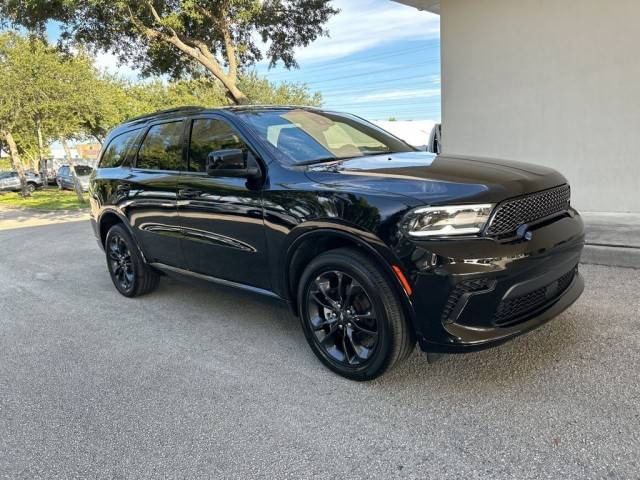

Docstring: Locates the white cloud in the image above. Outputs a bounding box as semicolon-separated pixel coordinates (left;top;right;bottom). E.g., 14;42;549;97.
353;88;440;103
293;0;440;63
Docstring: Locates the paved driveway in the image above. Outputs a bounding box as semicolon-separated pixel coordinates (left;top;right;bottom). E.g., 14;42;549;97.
0;216;638;479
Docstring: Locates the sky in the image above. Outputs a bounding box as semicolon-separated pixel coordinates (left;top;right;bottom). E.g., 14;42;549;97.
47;0;441;122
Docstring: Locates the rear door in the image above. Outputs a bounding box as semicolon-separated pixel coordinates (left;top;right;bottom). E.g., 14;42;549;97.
176;115;270;288
125;119;186;267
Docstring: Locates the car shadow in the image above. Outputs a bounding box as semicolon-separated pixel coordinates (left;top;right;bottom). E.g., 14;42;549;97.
149;272;586;391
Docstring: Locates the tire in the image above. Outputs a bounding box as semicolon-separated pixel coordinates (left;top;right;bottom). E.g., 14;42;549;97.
26;183;36;194
298;247;414;381
105;224;160;297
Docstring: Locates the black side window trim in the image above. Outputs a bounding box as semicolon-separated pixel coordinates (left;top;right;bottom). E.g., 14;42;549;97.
184;114;264;176
132;118;187;172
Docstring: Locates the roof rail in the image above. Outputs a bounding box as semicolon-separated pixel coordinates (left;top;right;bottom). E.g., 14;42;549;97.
124;105;206;124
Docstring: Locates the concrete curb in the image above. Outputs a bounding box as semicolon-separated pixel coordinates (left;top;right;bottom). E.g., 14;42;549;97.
581;244;640;269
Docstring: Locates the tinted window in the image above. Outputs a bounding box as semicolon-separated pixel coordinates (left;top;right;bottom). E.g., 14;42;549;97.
75;165;93;176
99;129;142;168
237;109;414;165
188;119;250;173
136;121;184;171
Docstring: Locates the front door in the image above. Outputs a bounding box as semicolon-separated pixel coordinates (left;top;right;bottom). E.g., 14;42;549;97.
177;116;270;289
125;119;186;267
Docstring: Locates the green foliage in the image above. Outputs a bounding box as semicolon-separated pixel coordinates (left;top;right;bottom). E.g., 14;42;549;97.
0;32;103;150
1;0;339;103
0;31;321;155
238;72;321;106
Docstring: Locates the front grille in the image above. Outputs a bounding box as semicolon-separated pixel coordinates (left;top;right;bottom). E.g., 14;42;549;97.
486;185;571;237
493;267;577;327
441;278;493;323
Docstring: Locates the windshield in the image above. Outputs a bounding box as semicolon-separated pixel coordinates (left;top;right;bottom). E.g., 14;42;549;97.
237;109;414;165
75;166;93;176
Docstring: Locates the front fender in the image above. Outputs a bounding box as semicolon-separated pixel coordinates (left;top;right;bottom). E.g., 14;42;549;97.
278;221;418;331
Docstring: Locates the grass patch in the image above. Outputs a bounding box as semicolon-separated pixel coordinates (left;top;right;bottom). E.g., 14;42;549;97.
0;188;88;210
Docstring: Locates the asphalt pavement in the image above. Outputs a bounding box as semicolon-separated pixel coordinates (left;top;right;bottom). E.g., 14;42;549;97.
1;216;639;479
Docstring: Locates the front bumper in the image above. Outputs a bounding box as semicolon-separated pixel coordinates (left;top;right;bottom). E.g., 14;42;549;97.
401;210;585;353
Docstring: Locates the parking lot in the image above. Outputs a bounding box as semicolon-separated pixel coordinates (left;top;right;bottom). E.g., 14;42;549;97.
1;215;639;479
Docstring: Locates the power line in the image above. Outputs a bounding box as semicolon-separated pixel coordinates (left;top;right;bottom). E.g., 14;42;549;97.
323;97;440;109
303;58;440;85
316;74;439;95
326;103;441;113
264;43;439;80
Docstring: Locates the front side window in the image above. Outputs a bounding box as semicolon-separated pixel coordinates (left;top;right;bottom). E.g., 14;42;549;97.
99;128;142;168
188;118;250;173
237;109;414;165
136;121;184;171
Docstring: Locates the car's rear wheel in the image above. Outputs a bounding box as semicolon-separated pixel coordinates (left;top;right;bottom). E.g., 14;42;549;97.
298;247;414;381
105;224;159;297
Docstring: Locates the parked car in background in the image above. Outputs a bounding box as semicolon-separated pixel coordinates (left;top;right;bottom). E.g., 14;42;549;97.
56;164;93;191
41;158;61;185
90;106;585;381
0;170;43;193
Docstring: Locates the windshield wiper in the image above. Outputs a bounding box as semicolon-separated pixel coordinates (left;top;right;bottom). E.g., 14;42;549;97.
295;157;344;166
295;150;397;166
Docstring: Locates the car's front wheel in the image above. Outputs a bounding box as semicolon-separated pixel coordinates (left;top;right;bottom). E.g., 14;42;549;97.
105;224;160;297
298;248;414;381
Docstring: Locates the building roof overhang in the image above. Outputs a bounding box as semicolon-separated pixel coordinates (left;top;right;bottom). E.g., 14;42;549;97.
392;0;440;14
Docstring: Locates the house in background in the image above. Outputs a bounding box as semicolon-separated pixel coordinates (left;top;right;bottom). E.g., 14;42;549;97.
394;0;640;213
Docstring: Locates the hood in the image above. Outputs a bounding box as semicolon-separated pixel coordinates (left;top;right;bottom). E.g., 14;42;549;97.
303;151;567;205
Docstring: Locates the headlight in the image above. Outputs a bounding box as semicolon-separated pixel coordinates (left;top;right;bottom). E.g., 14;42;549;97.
402;204;495;237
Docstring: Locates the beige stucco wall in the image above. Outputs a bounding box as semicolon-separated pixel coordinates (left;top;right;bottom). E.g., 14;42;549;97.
439;0;640;212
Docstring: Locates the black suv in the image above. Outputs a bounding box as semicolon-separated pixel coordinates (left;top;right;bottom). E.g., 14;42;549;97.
90;106;585;380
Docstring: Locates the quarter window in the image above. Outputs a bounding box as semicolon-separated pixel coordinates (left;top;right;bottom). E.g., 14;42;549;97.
188;118;250;173
99;128;142;168
136;121;184;171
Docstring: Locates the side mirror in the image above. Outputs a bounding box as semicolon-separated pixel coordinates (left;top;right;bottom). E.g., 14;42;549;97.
206;149;260;179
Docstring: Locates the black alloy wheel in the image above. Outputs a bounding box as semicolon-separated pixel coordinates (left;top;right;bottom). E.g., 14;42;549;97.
299;247;414;381
107;233;135;293
105;224;160;297
307;270;380;366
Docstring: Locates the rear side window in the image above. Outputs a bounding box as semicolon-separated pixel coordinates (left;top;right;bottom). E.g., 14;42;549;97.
99;128;142;168
136;121;184;171
188;118;250;173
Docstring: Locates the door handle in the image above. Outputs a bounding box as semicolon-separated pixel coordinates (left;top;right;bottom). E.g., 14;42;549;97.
179;188;202;199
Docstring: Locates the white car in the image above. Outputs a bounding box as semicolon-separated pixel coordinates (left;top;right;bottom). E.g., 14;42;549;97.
0;170;43;193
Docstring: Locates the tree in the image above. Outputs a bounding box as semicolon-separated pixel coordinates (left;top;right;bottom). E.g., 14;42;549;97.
0;32;102;200
0;32;36;196
1;0;339;104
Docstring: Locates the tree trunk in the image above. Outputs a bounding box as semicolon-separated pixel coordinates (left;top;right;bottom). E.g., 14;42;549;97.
1;130;29;197
61;138;86;204
36;114;47;188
